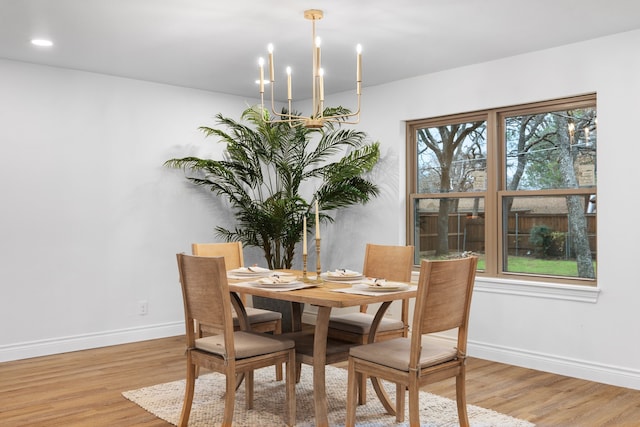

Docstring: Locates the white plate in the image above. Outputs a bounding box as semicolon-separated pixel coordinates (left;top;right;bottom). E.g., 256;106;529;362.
249;280;304;288
229;267;272;276
353;282;410;292
321;271;364;281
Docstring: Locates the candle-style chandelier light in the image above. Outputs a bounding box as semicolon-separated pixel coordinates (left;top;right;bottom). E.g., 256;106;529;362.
257;9;362;128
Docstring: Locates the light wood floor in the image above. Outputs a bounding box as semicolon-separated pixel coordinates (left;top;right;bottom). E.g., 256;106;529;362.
1;336;639;426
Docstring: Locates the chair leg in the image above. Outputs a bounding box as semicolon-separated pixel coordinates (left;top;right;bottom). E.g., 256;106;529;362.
178;357;196;427
408;377;420;427
223;370;236;427
295;361;302;383
395;382;405;423
357;372;367;404
285;349;297;427
345;358;359;427
456;370;470;427
245;370;254;409
275;320;283;381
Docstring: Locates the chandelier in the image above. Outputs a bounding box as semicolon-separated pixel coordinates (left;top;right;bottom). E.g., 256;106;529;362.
257;9;362;128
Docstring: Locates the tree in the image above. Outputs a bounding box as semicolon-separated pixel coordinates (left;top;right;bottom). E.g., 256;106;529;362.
505;109;596;278
417;122;485;255
165;106;380;269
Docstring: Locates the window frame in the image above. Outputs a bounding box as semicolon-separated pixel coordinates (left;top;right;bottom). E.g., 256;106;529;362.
406;94;597;286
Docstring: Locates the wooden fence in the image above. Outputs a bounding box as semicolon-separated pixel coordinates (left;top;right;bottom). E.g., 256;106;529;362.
418;212;597;257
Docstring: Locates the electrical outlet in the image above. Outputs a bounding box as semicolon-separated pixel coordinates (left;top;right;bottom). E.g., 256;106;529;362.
138;300;148;316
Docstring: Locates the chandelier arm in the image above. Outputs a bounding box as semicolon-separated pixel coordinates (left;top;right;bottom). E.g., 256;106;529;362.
257;9;362;129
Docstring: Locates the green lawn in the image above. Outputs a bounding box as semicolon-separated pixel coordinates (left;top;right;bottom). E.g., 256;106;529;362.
424;254;596;278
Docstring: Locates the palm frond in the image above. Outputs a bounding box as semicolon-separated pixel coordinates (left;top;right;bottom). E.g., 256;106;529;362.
165;105;381;268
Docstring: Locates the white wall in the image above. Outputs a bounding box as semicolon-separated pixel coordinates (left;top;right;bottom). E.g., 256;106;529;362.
2;29;639;390
320;29;640;389
0;59;255;358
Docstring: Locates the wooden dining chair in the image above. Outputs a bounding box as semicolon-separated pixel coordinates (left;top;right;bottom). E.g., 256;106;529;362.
345;256;478;426
192;242;283;380
176;254;296;427
327;244;414;402
327;244;414;344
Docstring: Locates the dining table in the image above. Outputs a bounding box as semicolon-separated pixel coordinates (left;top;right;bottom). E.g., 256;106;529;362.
227;270;417;427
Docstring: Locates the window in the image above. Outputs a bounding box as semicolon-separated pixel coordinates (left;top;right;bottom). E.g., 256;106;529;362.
406;94;597;285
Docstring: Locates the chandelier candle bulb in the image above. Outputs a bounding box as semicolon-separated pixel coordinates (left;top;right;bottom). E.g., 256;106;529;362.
356;44;362;94
258;57;265;94
315;37;322;76
286;67;292;100
268;44;274;82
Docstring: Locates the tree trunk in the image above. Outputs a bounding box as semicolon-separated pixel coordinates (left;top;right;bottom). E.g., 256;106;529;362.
557;117;595;279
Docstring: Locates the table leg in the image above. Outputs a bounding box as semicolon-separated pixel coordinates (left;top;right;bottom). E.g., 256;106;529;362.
230;292;248;390
367;301;397;415
313;306;331;427
291;302;304;332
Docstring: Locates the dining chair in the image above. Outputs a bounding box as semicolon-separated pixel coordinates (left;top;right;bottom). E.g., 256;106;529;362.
176;254;296;427
327;244;415;345
327;244;414;402
345;256;478;426
192;242;283;380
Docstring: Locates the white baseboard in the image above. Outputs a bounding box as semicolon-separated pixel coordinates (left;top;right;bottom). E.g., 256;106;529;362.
0;322;184;363
9;318;639;392
425;334;640;391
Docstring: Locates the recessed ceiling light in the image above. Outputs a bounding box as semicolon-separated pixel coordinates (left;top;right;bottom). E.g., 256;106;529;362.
31;39;54;47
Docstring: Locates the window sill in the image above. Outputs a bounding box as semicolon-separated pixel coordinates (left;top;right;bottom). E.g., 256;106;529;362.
474;276;600;303
410;272;600;303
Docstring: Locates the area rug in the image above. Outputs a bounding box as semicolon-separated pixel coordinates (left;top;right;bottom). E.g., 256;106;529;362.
123;365;534;427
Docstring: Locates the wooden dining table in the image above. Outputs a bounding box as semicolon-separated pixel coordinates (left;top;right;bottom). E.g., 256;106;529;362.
228;271;417;427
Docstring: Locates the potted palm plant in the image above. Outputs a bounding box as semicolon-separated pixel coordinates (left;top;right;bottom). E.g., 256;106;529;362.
165;105;380;268
165;106;380;331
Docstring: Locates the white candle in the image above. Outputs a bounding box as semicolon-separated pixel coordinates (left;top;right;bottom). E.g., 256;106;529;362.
303;216;307;255
315;200;320;239
258;57;265;94
286;66;292;100
267;44;274;82
356;44;362;95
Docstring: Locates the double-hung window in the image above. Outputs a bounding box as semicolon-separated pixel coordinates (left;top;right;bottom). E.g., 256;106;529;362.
406;94;597;285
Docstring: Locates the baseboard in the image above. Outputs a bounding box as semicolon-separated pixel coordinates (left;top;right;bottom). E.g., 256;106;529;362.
426;334;640;391
0;322;184;363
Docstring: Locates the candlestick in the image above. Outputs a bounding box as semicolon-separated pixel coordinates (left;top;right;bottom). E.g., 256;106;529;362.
302;253;308;281
315;200;320;239
315;237;322;278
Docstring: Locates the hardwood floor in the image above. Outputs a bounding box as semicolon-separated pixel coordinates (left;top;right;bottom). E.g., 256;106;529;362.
1;336;639;426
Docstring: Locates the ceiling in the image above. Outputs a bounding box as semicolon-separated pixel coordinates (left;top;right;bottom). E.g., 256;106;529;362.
2;0;640;102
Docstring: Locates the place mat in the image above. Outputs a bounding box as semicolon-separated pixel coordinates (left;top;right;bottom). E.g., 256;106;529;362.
232;281;316;292
123;364;535;427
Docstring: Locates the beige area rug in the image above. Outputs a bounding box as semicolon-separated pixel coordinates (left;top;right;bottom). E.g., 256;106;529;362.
123;365;534;427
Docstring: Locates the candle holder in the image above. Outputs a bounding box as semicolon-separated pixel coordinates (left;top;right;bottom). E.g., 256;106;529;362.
302;253;309;282
315;237;322;278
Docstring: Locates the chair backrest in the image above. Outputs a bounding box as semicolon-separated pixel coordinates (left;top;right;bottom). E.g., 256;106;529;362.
362;244;414;282
192;242;244;270
410;256;478;365
176;254;236;356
